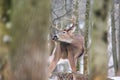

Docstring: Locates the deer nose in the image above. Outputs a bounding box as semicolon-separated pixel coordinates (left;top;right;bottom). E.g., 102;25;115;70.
52;35;58;40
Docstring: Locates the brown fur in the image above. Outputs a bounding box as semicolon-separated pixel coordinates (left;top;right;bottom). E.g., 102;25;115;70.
49;30;84;77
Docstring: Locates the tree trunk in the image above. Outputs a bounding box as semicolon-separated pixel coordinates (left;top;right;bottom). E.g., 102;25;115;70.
0;0;11;80
72;0;79;32
118;0;120;76
111;0;118;75
89;0;111;80
84;0;91;75
9;0;50;80
72;0;80;71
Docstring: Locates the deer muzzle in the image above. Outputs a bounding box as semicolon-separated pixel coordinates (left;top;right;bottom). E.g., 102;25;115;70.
52;35;58;40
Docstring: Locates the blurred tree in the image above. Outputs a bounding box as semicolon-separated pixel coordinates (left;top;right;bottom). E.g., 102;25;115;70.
84;0;91;75
89;0;111;80
72;0;79;32
9;0;50;80
72;0;81;71
111;0;118;75
118;0;120;75
0;0;11;59
0;0;11;80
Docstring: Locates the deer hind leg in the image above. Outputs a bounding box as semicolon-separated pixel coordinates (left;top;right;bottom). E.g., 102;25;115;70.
48;42;61;77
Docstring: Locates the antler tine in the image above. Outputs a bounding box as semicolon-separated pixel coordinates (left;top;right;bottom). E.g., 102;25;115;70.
52;22;61;31
65;15;76;24
71;15;76;24
64;15;76;32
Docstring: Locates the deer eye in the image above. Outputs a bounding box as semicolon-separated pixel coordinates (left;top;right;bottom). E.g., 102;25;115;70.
63;31;66;33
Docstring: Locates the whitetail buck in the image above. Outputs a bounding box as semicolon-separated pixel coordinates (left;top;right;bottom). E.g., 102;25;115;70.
49;17;84;79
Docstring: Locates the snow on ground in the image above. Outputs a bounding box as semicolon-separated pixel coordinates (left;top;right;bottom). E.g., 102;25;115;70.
108;77;120;80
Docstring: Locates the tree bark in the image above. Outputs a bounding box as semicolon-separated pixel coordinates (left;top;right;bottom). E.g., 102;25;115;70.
118;0;120;75
10;0;50;80
89;0;111;80
0;0;11;80
84;0;91;75
72;0;80;71
111;0;118;75
72;0;79;32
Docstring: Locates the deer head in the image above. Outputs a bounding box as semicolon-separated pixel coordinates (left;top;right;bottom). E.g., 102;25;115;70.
52;16;76;43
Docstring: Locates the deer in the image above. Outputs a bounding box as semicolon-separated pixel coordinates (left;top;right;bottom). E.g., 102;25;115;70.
48;16;84;79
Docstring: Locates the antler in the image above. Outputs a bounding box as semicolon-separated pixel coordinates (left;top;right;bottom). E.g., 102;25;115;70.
52;15;76;32
70;15;76;24
52;22;62;31
64;15;76;32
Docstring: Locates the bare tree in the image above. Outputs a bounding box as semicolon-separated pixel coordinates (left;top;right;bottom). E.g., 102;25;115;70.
72;0;79;32
9;0;50;80
89;0;111;79
0;0;11;80
111;0;118;75
84;0;91;75
118;0;120;75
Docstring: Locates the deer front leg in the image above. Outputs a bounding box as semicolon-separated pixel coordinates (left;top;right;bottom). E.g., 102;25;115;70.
67;48;77;80
48;59;59;77
68;54;77;80
48;42;61;77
